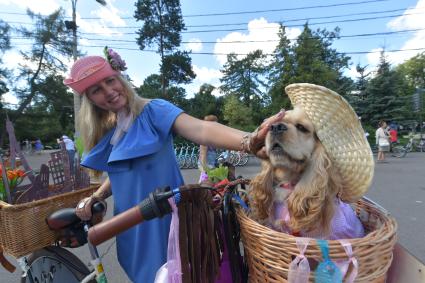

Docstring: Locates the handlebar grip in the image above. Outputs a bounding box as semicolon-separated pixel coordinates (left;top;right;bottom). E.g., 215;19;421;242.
88;206;144;246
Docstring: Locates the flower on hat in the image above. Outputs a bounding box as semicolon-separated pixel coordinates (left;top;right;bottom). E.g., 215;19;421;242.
103;46;127;72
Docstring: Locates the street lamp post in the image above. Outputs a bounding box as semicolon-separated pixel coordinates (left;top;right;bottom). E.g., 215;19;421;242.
65;0;107;137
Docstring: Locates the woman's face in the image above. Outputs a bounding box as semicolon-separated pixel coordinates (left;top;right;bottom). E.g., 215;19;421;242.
86;76;127;112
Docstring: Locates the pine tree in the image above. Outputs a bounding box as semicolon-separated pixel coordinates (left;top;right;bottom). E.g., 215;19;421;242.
134;0;195;98
363;52;410;125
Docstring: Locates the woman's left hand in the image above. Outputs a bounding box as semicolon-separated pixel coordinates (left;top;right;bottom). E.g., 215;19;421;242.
248;110;285;159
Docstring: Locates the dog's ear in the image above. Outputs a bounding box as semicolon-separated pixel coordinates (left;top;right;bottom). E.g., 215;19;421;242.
287;143;341;234
249;160;274;221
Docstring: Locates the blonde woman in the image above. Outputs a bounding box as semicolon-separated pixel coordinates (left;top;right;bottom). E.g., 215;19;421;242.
63;47;282;282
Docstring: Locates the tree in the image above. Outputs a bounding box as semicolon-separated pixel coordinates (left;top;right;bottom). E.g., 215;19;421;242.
348;64;371;119
267;25;294;115
363;52;411;125
396;52;425;90
220;50;268;124
134;0;195;97
136;74;188;109
187;84;223;119
0;20;11;103
222;95;254;131
12;9;73;123
291;24;353;95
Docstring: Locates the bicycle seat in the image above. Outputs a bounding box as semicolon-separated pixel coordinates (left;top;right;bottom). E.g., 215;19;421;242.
46;208;80;231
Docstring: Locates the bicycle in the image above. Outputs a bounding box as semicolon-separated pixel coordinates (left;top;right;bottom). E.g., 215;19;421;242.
17;183;229;283
19;202;107;283
391;137;414;158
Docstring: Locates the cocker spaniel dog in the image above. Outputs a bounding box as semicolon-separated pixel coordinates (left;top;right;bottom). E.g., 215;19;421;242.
249;107;364;239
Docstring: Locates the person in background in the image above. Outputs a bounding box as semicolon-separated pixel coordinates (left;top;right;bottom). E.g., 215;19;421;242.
198;115;219;183
389;125;398;151
376;120;390;162
61;135;76;174
63;47;281;282
33;138;43;155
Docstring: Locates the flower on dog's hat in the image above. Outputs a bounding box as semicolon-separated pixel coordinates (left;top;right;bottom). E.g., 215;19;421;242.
285;83;374;202
63;46;127;94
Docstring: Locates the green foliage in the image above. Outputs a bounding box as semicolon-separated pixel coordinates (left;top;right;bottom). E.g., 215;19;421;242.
205;165;229;183
11;9;74;121
134;0;185;51
161;50;196;85
220;50;268;124
135;0;194;94
222;95;255;131
266;23;353;117
187;84;223;120
361;52;412;126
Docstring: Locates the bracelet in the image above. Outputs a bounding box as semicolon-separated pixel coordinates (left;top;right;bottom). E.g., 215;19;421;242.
240;133;252;153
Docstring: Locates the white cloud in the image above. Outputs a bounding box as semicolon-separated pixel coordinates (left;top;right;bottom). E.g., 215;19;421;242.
384;0;425;64
193;65;222;83
213;18;301;66
185;38;203;52
185;65;222;98
366;48;384;67
0;0;60;15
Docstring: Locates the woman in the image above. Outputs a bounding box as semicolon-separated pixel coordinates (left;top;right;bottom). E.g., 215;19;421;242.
376;120;390;162
198;115;219;182
63;47;282;282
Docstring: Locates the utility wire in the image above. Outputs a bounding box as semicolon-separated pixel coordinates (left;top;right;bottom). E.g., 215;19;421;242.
6;7;421;29
0;0;389;19
13;42;422;56
74;11;424;35
9;28;422;46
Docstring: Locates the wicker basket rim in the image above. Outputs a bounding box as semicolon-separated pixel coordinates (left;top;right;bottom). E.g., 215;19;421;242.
236;197;397;243
0;184;97;211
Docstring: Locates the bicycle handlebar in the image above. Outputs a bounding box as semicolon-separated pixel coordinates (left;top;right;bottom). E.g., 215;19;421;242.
88;187;176;246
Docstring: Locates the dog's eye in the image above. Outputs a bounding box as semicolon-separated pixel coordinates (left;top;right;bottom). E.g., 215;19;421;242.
296;124;309;133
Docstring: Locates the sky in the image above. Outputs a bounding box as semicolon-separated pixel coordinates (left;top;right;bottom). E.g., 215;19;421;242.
0;0;424;105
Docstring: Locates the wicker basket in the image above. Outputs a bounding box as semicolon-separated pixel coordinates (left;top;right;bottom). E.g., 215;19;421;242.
237;198;397;283
0;184;98;258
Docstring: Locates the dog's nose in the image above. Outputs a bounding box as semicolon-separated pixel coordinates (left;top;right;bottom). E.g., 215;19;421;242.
270;123;287;134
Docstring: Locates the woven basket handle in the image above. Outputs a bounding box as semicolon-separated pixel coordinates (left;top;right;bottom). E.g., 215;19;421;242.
0;246;16;273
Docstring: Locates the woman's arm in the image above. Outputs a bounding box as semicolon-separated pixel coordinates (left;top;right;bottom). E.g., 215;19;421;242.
173;113;246;151
172;112;284;158
93;177;112;200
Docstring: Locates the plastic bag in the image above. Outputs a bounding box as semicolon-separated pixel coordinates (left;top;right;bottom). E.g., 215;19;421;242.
315;239;342;283
154;198;182;283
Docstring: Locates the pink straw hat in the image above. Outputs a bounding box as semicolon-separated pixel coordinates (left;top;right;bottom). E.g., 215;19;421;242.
63;56;119;94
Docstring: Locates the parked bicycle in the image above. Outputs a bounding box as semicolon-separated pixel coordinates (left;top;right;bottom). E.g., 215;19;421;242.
20;202;107;283
391;136;425;158
18;184;218;283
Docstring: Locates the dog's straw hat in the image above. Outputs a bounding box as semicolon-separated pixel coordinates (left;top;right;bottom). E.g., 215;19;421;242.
285;83;374;202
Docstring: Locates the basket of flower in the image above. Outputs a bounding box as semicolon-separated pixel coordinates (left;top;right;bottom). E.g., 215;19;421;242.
0;156;98;258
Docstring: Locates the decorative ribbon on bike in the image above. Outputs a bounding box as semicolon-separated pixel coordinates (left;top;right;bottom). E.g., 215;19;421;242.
314;239;343;283
177;186;222;283
288;237;311;283
335;240;358;283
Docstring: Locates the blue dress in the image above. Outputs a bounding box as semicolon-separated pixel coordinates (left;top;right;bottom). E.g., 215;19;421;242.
81;99;184;283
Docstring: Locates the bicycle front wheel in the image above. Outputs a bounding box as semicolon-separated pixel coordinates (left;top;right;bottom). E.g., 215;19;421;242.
391;146;406;158
21;246;94;283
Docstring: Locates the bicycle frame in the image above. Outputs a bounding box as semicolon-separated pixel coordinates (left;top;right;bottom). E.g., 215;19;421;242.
17;204;108;283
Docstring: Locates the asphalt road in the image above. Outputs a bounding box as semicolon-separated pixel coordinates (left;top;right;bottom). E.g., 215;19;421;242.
1;151;424;282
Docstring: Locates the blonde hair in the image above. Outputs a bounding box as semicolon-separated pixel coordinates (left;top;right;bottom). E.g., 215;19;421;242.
78;75;146;174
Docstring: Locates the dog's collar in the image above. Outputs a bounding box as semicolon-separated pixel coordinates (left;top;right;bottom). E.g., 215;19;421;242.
279;182;297;190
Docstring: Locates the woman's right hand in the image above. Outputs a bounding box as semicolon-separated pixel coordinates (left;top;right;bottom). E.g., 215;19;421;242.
76;196;107;222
